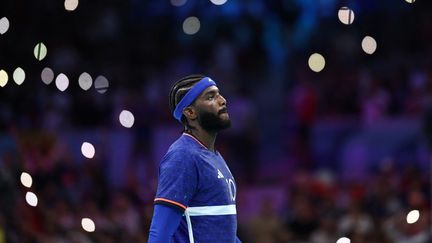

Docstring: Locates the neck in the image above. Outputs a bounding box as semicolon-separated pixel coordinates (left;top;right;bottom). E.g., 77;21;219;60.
186;128;217;152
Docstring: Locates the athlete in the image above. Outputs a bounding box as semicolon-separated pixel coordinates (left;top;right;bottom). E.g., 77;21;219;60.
148;75;241;243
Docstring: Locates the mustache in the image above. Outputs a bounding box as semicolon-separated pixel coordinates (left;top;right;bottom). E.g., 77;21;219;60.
218;107;228;114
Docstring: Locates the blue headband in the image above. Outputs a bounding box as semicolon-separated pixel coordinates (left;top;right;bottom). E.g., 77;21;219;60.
173;77;216;122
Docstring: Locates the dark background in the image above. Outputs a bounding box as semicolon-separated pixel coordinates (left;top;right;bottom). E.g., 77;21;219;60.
0;0;430;242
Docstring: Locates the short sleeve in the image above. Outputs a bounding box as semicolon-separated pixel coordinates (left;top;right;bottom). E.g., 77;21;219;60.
154;150;198;212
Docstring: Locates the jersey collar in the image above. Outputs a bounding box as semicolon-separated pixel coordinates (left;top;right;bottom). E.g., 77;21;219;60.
183;132;210;150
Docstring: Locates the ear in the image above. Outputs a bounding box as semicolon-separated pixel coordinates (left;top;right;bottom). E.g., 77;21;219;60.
183;106;197;120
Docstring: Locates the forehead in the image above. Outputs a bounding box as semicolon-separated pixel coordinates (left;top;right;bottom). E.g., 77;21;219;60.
199;85;219;97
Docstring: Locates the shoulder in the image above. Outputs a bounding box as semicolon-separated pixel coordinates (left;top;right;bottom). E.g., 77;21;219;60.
165;147;198;160
165;136;202;160
160;147;200;169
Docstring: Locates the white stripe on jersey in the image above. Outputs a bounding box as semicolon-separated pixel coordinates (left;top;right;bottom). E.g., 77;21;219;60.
184;204;237;243
186;204;237;216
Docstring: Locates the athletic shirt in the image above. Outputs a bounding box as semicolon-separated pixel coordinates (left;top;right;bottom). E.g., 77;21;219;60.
154;133;238;243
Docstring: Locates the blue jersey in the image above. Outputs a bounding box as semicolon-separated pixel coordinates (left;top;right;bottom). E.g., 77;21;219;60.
154;133;238;243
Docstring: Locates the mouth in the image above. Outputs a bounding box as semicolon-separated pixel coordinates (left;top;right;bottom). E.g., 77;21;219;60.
218;107;228;115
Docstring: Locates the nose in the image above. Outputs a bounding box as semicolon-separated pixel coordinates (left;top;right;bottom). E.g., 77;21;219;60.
218;94;226;106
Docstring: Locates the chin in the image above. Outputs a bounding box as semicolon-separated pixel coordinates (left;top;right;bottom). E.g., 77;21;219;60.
220;112;229;119
220;118;232;130
220;114;230;122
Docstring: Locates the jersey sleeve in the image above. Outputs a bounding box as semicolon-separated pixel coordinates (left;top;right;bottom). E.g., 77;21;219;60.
154;150;198;212
148;204;183;243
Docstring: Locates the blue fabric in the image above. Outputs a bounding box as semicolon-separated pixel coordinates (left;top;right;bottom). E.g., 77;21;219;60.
148;204;183;243
154;134;238;242
173;77;217;122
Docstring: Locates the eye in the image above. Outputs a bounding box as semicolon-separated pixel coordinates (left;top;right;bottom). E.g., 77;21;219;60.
207;95;214;100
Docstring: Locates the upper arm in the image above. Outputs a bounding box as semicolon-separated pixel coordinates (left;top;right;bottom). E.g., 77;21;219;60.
154;150;199;210
148;204;183;243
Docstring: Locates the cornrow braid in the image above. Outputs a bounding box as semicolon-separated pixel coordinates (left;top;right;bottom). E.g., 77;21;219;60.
169;74;206;129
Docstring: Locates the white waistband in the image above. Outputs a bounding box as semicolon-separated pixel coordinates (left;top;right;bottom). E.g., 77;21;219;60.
185;204;236;216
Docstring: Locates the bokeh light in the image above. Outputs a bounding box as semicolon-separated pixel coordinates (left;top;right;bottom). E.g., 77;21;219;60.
64;0;79;11
336;237;351;243
210;0;228;5
361;36;377;54
0;2;427;241
308;53;326;72
25;192;38;207
183;16;200;35
81;218;95;232
20;172;33;188
119;110;135;128
0;69;8;87
78;72;93;90
0;17;10;35
406;210;420;224
338;7;355;25
170;0;187;7
13;67;25;85
81;142;95;159
34;42;47;61
94;75;109;94
55;73;69;91
41;67;54;85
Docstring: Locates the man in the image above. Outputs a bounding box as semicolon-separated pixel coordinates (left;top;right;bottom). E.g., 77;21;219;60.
148;74;241;243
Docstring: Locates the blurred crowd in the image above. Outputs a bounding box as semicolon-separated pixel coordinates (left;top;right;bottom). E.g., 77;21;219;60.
0;0;431;242
0;132;429;242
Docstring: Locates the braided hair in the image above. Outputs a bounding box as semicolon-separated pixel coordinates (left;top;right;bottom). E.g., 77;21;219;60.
169;74;206;131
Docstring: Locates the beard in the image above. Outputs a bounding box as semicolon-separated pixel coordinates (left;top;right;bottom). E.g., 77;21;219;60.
197;109;231;132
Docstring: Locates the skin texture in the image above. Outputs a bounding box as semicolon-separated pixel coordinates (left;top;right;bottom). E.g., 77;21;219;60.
182;86;230;152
